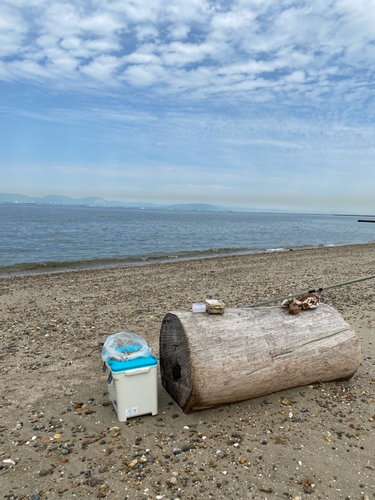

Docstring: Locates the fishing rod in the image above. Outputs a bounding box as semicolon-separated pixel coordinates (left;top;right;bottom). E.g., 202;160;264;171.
241;273;375;309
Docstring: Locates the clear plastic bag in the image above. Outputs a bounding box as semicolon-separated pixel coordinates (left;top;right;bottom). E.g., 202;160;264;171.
102;332;152;362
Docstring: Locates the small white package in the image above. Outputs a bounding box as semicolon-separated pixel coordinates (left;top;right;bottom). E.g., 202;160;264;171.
192;303;206;313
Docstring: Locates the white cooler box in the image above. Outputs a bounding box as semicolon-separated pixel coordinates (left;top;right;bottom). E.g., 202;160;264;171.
105;348;158;422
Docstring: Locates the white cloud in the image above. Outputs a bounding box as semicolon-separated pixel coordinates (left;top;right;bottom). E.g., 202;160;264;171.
210;7;257;34
0;0;375;104
159;41;215;67
0;3;28;57
80;54;124;82
135;24;159;42
123;62;165;86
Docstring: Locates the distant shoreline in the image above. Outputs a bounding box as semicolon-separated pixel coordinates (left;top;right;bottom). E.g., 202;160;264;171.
0;196;295;213
3;194;374;215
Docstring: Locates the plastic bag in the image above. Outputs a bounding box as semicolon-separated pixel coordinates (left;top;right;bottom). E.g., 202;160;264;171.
102;332;152;362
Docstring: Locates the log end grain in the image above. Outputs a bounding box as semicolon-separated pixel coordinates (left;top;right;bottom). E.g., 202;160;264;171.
160;313;194;411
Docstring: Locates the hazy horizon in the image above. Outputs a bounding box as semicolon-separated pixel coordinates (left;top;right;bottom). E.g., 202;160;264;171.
1;191;373;215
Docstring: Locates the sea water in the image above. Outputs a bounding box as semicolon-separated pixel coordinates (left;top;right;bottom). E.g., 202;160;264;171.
1;204;374;276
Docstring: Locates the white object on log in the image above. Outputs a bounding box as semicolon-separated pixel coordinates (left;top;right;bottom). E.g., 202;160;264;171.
192;303;206;313
159;304;361;413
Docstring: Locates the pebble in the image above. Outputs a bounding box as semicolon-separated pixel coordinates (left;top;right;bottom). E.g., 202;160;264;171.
89;477;99;487
33;424;44;431
182;444;194;452
15;423;22;430
304;476;314;487
168;477;178;486
39;470;50;476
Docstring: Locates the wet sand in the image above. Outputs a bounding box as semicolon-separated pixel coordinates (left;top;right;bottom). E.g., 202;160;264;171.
1;243;375;499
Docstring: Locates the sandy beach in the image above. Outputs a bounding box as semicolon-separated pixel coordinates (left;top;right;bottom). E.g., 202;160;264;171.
1;243;375;500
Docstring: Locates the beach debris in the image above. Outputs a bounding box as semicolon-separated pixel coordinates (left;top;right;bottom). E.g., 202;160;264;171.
102;331;151;362
205;299;226;314
192;302;206;313
282;293;319;315
3;459;16;465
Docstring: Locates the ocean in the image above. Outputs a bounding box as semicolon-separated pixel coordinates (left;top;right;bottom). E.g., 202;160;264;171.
1;204;374;276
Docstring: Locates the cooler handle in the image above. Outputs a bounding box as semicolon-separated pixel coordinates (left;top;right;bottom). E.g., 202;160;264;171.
124;367;151;376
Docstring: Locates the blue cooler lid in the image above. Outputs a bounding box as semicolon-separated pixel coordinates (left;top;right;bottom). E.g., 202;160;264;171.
107;346;158;373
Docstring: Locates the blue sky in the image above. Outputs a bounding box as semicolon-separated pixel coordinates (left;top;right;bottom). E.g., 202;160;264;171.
1;0;375;212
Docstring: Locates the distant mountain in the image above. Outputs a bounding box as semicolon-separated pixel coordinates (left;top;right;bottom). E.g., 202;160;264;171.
40;195;109;206
0;193;159;208
0;193;296;213
0;193;37;203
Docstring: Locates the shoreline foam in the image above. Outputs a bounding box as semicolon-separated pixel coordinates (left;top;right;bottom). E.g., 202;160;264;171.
0;240;371;278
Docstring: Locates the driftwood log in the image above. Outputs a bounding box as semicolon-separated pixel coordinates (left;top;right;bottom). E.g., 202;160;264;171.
160;304;361;413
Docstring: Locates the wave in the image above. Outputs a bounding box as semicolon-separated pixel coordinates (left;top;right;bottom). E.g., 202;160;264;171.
0;241;365;277
0;247;248;276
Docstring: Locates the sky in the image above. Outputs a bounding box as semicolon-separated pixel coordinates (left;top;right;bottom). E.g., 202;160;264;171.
1;0;375;213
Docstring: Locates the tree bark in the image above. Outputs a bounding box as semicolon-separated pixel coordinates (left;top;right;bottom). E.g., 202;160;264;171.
159;304;361;413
